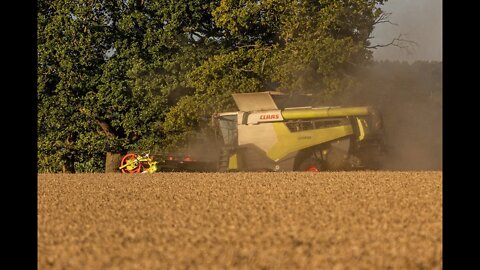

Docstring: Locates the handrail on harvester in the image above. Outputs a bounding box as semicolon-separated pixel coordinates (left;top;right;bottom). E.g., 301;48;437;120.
281;106;371;120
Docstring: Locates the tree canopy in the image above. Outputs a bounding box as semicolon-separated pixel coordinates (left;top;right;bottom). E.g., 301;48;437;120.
38;0;394;172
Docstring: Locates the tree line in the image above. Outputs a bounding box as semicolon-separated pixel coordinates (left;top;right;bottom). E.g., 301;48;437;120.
39;0;442;173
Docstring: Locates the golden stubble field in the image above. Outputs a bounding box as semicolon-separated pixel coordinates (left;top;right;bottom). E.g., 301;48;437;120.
38;171;442;269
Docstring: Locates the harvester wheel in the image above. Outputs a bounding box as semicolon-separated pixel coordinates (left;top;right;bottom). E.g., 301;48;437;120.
305;165;320;172
297;149;324;172
298;157;322;172
120;153;142;173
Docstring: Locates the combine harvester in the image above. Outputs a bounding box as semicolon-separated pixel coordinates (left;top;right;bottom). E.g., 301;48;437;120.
120;91;386;173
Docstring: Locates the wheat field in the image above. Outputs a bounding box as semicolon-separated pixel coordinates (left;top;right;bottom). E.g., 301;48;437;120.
38;171;442;269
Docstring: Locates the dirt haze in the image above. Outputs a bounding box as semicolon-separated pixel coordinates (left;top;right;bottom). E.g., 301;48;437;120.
341;61;442;170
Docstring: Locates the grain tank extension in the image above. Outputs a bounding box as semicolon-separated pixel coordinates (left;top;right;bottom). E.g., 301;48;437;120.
214;91;386;172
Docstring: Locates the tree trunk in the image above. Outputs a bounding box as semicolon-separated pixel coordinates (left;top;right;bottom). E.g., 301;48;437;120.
105;152;123;173
79;108;124;173
62;155;76;173
62;163;75;173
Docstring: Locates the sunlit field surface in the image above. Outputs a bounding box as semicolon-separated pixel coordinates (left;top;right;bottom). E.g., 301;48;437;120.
38;171;442;269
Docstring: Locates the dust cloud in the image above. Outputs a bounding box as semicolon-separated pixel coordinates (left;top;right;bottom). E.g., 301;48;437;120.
367;0;442;170
340;61;442;170
380;94;442;170
177;131;222;163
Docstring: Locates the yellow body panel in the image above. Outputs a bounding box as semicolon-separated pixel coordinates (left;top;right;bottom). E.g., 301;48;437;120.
356;117;367;141
267;123;353;161
282;107;370;119
228;154;238;170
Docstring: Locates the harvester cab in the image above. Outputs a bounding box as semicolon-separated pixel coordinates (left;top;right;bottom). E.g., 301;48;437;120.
214;91;386;172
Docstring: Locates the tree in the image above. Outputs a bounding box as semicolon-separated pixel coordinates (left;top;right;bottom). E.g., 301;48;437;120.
38;0;390;172
38;0;225;172
38;0;109;172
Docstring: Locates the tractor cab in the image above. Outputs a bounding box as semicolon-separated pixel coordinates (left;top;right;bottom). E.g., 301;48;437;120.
213;112;239;171
215;112;238;147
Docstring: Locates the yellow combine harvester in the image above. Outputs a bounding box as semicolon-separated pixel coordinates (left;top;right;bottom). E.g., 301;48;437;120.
213;91;386;172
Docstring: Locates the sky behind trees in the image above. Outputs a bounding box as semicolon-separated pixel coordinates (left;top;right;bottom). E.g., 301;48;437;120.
371;0;442;62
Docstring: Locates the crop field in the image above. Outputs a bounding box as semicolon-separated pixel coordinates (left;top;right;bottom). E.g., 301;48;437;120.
38;171;442;269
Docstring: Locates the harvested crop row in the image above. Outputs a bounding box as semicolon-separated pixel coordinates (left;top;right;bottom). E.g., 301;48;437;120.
38;171;442;269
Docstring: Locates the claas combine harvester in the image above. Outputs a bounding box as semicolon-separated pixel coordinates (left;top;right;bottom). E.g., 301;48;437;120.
119;91;386;173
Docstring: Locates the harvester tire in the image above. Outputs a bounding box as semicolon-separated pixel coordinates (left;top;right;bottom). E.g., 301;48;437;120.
298;157;323;172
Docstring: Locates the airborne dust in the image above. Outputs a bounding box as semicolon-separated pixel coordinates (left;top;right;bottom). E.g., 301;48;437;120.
341;61;442;170
364;0;442;170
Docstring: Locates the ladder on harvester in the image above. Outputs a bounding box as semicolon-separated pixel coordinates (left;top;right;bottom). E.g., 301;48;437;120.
218;147;231;172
